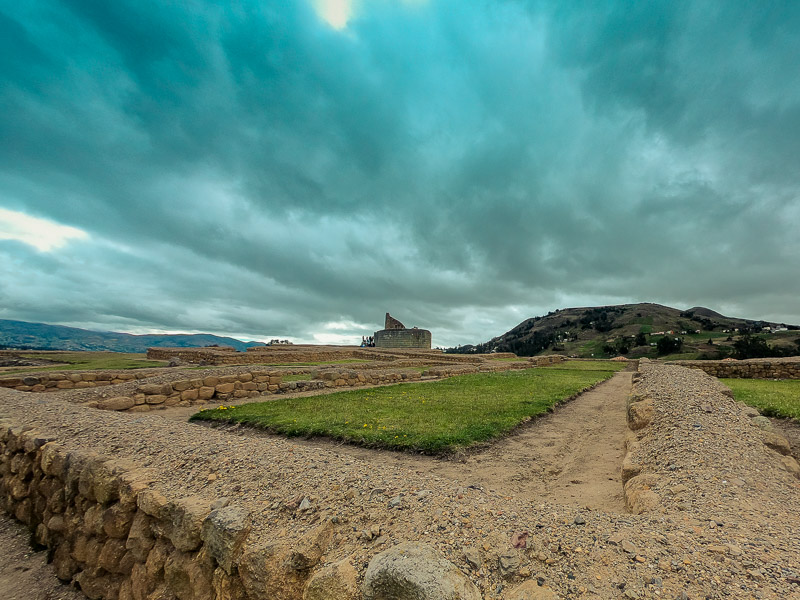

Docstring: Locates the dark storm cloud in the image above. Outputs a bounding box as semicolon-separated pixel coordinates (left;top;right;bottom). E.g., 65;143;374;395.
1;0;799;345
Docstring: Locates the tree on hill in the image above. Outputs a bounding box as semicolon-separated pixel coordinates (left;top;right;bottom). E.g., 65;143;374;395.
657;336;683;356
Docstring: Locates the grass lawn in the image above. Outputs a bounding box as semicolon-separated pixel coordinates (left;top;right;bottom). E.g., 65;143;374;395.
720;378;800;420
542;360;627;372
191;367;616;453
2;352;167;374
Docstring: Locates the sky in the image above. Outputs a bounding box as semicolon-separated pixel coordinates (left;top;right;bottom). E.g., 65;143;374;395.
1;0;799;347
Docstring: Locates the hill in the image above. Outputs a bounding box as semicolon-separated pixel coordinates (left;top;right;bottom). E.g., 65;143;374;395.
0;319;266;353
449;303;800;360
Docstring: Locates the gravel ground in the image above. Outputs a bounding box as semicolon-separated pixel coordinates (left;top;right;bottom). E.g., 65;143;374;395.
2;362;800;599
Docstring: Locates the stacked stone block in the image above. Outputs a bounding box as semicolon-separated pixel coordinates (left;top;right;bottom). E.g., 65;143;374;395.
0;371;155;392
670;358;800;379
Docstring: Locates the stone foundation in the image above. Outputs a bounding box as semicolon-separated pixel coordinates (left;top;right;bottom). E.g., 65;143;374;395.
669;357;800;379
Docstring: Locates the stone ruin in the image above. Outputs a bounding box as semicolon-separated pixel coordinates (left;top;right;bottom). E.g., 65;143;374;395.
374;313;432;349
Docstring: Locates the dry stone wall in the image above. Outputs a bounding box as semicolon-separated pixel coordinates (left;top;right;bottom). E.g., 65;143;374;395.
0;370;160;392
669;357;800;379
0;421;257;600
621;359;800;517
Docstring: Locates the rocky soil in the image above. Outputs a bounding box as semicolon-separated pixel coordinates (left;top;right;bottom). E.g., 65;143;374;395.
1;361;800;599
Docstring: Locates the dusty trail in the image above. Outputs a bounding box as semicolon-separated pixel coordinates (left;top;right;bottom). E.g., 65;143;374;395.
425;370;632;511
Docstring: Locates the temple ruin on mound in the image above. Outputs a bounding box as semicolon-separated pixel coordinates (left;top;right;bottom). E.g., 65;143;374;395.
373;313;432;349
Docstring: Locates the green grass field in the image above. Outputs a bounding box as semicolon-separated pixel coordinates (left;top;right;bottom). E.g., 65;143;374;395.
721;378;800;420
1;352;166;374
191;366;618;453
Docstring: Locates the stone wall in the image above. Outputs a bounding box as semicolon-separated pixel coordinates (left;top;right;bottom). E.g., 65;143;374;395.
87;372;327;412
0;422;255;600
373;328;432;349
669;357;800;379
0;371;159;392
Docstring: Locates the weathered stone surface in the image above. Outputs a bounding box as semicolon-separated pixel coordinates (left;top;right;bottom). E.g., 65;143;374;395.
781;455;800;479
498;550;520;578
201;505;251;575
40;442;66;477
763;431;792;455
362;542;481;600
138;488;169;519
74;572;122;600
98;538;129;574
98;396;135;411
285;520;333;572
166;496;212;552
506;581;560;600
94;459;138;504
303;558;359;600
620;453;642;483
751;416;772;430
624;474;661;514
212;567;248;600
198;387;216;400
118;469;154;511
103;503;135;538
164;548;215;600
145;538;172;583
139;384;164;395
52;542;78;581
238;541;306;600
126;511;156;561
627;397;654;431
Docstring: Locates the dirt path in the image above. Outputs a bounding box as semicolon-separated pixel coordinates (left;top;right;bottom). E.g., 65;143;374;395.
425;370;632;511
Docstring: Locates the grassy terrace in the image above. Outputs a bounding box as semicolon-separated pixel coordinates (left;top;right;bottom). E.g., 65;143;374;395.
191;361;624;453
721;378;800;420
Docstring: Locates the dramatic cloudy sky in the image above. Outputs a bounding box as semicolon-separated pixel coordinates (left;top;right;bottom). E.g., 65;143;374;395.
1;1;799;346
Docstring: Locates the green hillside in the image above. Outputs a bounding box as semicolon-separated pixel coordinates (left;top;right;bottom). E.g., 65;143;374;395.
447;303;800;360
0;319;265;353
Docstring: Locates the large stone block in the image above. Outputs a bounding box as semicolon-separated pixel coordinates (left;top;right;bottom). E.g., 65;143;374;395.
164;548;215;600
166;496;213;552
126;511;156;561
238;541;306;600
201;506;251;575
303;559;359;600
627;397;654;431
99;396;136;411
362;542;481;600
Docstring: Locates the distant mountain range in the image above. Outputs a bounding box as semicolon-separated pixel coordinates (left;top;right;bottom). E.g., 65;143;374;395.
0;319;265;352
448;303;799;359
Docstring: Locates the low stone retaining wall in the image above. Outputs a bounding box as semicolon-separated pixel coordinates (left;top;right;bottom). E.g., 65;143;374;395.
621;360;800;516
420;354;565;378
314;369;422;387
0;422;258;600
669;357;800;379
90;372;329;412
0;370;161;392
146;346;488;366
